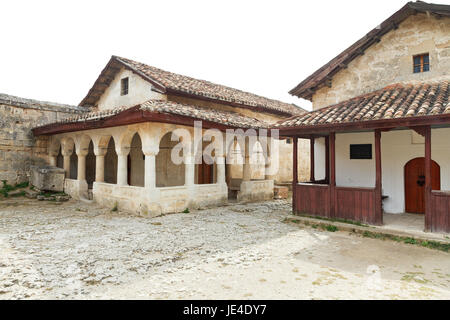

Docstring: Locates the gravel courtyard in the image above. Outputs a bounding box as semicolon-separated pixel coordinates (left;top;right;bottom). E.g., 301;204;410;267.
0;198;449;300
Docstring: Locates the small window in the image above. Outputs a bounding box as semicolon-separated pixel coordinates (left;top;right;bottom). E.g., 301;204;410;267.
350;144;372;159
120;77;129;96
413;53;430;73
286;138;292;144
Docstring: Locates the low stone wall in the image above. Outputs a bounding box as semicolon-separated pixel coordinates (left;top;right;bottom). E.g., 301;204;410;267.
0;94;85;184
91;181;228;216
64;179;88;200
238;179;274;202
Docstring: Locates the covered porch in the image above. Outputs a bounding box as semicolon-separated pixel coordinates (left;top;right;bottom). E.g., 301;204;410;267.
32;100;276;215
278;81;450;234
288;126;450;234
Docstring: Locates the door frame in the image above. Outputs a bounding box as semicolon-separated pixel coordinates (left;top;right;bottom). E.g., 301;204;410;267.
404;157;440;214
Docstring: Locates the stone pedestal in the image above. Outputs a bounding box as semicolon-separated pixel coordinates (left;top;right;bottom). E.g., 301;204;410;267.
30;165;65;192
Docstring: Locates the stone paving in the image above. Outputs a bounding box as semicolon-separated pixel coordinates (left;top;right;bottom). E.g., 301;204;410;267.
0;198;449;299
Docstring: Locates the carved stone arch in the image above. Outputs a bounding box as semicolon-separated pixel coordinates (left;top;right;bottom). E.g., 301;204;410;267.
61;136;75;156
76;134;93;156
93;135;114;156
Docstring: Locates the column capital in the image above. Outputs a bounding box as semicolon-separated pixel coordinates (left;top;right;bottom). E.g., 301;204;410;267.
94;146;107;157
115;146;130;157
142;146;159;157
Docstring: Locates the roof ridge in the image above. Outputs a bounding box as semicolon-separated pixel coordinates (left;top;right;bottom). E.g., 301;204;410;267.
110;56;306;116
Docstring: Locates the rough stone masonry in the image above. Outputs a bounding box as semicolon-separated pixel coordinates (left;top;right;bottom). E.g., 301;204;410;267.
0;94;85;185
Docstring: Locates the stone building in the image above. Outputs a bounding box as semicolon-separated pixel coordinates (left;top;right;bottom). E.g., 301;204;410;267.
25;56;308;215
278;1;450;233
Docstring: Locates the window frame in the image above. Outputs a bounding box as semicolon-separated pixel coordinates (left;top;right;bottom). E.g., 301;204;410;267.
349;144;372;160
413;53;430;73
120;77;129;96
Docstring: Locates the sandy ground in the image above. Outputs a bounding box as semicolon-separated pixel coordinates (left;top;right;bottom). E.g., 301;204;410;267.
0;198;449;300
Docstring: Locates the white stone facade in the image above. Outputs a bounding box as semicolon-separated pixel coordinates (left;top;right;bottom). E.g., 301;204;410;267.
49;122;276;215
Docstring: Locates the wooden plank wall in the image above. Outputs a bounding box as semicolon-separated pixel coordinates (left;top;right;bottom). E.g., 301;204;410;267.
294;184;380;224
335;187;378;224
430;191;450;233
295;184;330;217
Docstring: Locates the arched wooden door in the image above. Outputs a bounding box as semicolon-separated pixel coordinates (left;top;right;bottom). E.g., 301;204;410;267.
404;157;440;214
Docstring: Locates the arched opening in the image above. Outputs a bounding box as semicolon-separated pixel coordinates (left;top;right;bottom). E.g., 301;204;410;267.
156;132;185;187
195;140;217;184
104;137;118;184
69;151;78;180
86;140;96;188
128;133;145;187
404;157;440;214
251;140;266;180
56;145;64;169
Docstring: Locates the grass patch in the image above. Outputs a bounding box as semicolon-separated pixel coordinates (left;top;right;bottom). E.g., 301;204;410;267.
299;214;369;227
0;180;30;198
361;230;450;253
324;225;338;232
286;217;450;253
111;202;118;212
182;208;190;213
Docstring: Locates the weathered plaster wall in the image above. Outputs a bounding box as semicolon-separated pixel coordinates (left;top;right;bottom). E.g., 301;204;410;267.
0;96;84;184
313;129;450;214
312;14;450;110
96;68;165;110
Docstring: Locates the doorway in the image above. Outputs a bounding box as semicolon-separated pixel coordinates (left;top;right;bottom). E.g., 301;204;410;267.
404;157;440;214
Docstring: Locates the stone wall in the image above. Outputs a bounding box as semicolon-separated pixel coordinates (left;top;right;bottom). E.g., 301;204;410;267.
0;94;86;184
312;13;450;110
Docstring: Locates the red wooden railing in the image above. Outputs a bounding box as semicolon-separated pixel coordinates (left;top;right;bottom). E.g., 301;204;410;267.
429;191;450;233
294;183;382;225
334;187;378;224
295;183;330;217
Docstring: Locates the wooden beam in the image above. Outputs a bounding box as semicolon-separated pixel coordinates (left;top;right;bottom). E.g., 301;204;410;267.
424;126;432;231
310;137;315;182
375;129;383;225
277;113;450;136
325;136;330;184
293;137;298;214
409;125;428;137
329;132;336;218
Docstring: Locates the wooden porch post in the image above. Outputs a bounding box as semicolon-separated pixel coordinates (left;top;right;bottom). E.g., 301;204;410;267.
374;129;383;225
329;132;336;218
424;126;432;232
310;137;315;182
293;137;298;214
325;136;330;184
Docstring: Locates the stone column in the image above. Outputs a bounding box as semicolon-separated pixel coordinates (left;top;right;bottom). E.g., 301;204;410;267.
216;155;226;185
243;138;251;182
62;153;71;178
184;153;195;186
77;154;86;181
95;155;105;183
117;152;129;186
144;152;157;189
94;146;107;183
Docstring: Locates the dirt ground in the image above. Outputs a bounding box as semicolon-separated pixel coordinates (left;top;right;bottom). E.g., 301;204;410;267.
0;198;449;300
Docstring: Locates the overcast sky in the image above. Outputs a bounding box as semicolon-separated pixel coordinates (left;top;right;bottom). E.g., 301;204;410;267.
1;0;448;111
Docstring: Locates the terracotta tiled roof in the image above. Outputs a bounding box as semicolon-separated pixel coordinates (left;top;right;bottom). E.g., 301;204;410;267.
34;99;269;132
140;100;268;128
80;55;305;117
276;80;450;128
